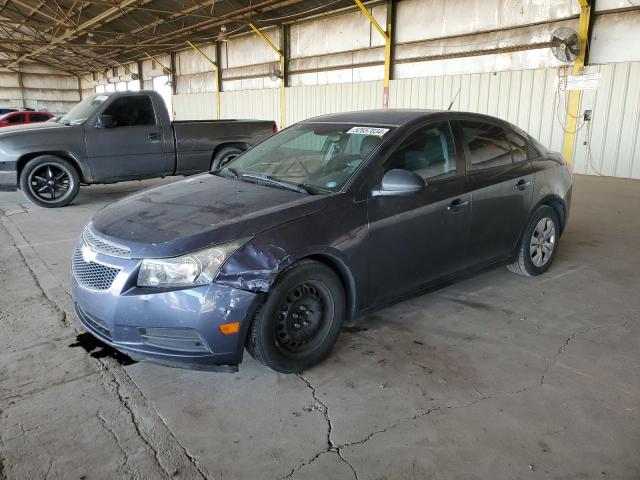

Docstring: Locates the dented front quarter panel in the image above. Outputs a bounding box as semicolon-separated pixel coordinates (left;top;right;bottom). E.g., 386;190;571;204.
216;193;369;319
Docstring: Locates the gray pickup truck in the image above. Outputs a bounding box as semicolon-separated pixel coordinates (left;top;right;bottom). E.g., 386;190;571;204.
0;90;276;207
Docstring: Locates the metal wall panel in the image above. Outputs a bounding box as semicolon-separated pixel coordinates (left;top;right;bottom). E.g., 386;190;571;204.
173;62;640;179
572;63;640;178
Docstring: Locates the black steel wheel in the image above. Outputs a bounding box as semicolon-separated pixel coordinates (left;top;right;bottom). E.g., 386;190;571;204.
247;260;346;373
20;155;80;208
273;280;334;356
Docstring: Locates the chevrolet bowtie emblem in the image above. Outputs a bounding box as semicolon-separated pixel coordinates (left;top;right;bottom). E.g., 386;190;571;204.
81;244;97;263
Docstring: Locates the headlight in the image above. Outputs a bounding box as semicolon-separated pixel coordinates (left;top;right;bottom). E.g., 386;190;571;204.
137;238;248;288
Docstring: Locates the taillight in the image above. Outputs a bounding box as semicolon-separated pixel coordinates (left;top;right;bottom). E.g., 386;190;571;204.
272;123;278;134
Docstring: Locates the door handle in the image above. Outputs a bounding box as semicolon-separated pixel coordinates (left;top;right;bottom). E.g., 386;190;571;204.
515;179;531;191
148;132;161;141
447;198;469;212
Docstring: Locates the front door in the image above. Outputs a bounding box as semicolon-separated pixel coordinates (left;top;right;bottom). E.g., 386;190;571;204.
367;121;472;303
85;94;171;181
455;120;535;266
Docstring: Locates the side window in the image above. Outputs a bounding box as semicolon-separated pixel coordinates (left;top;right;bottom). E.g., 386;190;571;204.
30;113;50;122
103;96;156;127
460;121;512;170
385;122;456;182
506;131;528;163
8;114;25;124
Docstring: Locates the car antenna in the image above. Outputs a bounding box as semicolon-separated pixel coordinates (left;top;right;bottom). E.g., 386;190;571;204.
447;87;461;111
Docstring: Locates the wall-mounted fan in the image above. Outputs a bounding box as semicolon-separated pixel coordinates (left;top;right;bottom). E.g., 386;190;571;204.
550;27;581;63
269;62;283;81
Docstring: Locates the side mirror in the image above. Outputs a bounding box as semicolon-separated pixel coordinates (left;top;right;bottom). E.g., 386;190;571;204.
96;114;115;128
371;168;425;197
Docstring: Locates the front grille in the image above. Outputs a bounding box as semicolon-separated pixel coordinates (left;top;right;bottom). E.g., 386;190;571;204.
72;244;120;291
83;225;131;258
75;303;112;339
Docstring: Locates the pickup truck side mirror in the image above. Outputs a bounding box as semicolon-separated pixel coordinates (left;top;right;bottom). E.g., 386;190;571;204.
371;168;425;197
96;114;115;128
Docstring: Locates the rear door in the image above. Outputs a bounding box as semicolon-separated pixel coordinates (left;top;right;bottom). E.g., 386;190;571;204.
454;119;535;267
367;120;472;303
84;94;172;181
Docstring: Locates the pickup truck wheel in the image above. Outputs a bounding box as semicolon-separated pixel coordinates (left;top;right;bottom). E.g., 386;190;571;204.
20;155;80;208
211;146;244;170
246;260;346;373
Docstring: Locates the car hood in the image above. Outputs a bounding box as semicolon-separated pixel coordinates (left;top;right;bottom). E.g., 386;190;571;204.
0;121;67;137
91;174;329;258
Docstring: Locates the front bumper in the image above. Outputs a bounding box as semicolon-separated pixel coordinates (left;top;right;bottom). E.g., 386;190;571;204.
71;244;261;371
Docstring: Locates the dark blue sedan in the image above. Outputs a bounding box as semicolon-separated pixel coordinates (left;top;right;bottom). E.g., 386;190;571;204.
72;110;572;373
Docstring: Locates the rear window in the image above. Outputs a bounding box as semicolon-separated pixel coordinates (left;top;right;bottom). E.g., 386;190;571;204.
460;121;513;170
30;113;51;122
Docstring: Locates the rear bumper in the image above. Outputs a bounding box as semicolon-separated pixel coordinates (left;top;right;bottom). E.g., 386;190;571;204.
71;245;262;371
0;170;17;191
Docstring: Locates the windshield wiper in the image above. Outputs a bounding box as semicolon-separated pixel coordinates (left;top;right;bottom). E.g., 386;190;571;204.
210;167;239;179
240;173;310;194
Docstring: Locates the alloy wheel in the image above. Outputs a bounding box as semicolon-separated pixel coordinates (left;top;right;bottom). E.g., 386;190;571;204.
530;217;556;267
28;164;72;202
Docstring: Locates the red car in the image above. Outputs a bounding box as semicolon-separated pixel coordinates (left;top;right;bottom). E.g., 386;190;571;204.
0;110;54;127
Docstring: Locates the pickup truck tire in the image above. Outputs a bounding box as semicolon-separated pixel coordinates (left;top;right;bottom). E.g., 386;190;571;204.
20;155;80;208
211;146;244;170
246;260;346;373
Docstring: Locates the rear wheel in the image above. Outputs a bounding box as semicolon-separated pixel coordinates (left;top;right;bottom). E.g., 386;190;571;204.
211;146;244;170
508;205;560;276
246;260;345;373
19;155;80;208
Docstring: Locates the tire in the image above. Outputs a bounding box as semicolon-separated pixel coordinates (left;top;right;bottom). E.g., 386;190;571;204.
508;205;560;276
246;260;346;373
19;155;80;208
211;146;244;170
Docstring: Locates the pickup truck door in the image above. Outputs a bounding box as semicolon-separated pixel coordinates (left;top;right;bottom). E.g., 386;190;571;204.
84;94;173;181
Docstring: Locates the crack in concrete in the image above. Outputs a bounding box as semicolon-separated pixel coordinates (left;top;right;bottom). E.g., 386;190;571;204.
0;410;7;480
283;374;361;479
2;219;70;327
96;411;133;480
540;332;577;385
285;375;542;479
0;217;210;480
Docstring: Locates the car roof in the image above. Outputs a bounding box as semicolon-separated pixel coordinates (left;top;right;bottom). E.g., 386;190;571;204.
303;109;442;127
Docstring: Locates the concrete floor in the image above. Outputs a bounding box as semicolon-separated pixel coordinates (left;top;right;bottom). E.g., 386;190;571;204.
0;174;638;480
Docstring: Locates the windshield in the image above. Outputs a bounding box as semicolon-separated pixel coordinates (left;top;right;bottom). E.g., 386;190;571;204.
220;122;393;193
58;94;110;125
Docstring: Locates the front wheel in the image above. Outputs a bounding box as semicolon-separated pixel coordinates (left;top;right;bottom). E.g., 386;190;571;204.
246;260;346;373
19;155;80;208
508;205;560;276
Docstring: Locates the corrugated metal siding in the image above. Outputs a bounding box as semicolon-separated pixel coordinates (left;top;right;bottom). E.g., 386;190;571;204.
572;63;640;178
172;62;640;179
389;69;567;154
286;81;383;124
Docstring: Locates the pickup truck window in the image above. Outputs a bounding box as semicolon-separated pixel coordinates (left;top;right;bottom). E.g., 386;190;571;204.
59;95;109;125
103;96;156;127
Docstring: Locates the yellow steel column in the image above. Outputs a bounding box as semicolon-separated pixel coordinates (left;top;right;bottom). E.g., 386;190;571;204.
355;0;391;108
186;41;221;119
562;0;591;169
249;23;286;128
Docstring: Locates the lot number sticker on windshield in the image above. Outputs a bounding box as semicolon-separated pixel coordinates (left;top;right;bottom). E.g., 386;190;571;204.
347;126;389;137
